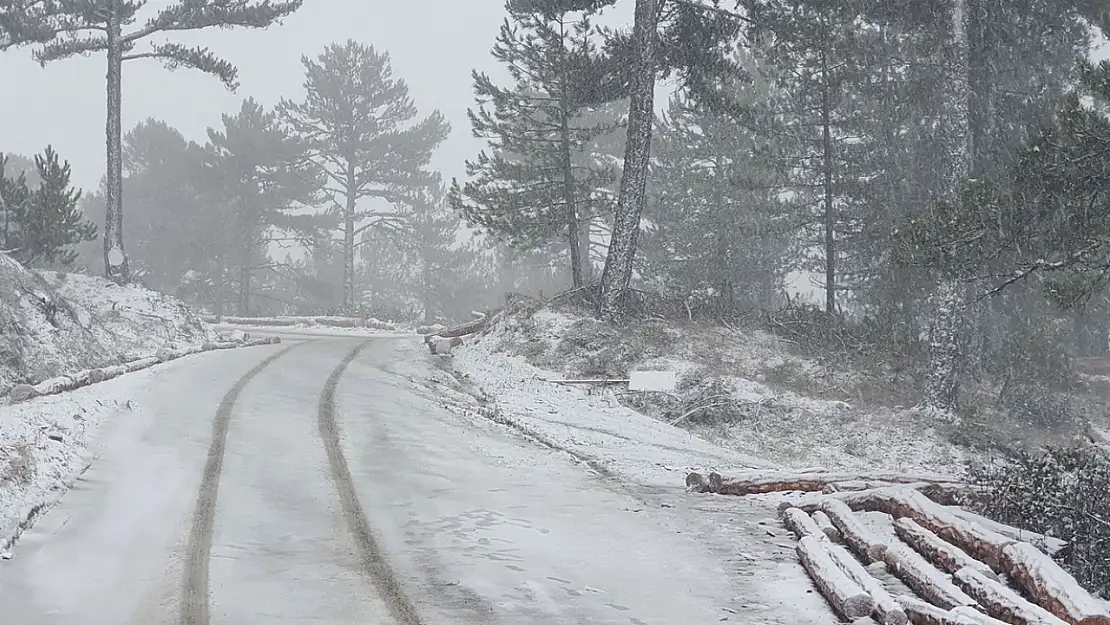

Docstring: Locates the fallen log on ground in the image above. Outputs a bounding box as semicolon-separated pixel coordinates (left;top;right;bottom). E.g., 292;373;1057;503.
685;470;963;496
823;541;908;625
428;316;488;340
998;542;1110;625
883;542;978;610
796;535;875;621
4;336;279;404
822;498;888;563
898;595;1008;625
825;480;897;493
953;566;1069;625
894;517;998;580
782;507;825;540
812;510;842;542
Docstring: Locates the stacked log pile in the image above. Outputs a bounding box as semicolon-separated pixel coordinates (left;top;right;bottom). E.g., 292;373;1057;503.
685;470;1110;625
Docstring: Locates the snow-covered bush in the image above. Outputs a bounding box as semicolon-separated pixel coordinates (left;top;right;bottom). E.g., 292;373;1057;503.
967;446;1110;599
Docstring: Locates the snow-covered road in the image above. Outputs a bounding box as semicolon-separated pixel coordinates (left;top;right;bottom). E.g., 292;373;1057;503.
0;336;829;624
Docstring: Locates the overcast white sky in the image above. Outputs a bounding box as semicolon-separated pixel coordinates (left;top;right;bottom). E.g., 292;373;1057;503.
0;0;520;190
0;2;1106;194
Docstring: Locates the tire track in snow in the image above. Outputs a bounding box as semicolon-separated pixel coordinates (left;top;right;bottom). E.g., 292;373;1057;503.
319;341;426;625
179;342;305;625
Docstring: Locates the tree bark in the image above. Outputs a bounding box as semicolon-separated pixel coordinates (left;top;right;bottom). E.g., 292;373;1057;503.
893;517;998;580
821;498;888;563
685;470;963;496
821;22;836;314
343;160;357;313
998;543;1110;625
214;253;225;317
103;0;129;284
558;22;585;289
883;543;978;610
595;0;660;320
823;541;909;625
921;0;973;414
952;566;1070;625
796;535;875;621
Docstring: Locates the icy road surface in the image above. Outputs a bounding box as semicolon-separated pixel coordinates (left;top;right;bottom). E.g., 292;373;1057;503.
0;336;828;624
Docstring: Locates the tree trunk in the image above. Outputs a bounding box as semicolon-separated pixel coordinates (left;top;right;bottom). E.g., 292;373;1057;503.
579;219;593;283
558;21;585;289
821;25;836;314
921;0;972;414
421;243;433;323
343;160;357;313
103;0;129;284
214;253;225;317
596;0;660;320
237;208;253;316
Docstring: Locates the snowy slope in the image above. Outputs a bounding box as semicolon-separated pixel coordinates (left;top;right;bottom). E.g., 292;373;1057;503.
450;301;968;477
0;262;215;396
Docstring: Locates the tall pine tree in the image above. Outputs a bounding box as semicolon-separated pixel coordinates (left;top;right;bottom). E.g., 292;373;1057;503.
205;98;324;315
450;5;617;288
279;40;449;312
3;0;303;283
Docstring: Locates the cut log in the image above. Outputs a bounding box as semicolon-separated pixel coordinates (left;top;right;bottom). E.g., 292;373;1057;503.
883;543;977;610
850;488;1016;570
823;542;909;625
952;606;1024;625
825;480;896;493
781;483;971;515
952;566;1069;625
812;510;842;542
796;535;876;621
899;595;984;625
434;316;488;339
894;517;998;580
999;542;1110;625
687;470;962;497
946;508;1066;556
782;507;825;540
822;498;888;563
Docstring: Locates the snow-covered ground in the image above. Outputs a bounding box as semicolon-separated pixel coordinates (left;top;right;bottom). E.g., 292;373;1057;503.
2;336;837;623
1;267;222;555
452;304;967;477
0;263;214;396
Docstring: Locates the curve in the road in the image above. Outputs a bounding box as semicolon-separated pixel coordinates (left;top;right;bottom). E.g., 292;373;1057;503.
319;341;426;625
179;342;306;625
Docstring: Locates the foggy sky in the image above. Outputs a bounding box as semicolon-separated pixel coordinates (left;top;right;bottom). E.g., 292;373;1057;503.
0;0;511;190
0;2;1106;195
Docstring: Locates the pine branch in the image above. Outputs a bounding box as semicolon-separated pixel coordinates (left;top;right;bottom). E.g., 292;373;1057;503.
123;42;238;88
126;0;303;43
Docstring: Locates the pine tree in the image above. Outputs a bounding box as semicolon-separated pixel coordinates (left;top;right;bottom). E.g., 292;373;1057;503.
279;40;449;313
644;73;793;313
0;154;33;253
205;98;324;315
3;0;303;283
450;5;617;289
9;146;97;267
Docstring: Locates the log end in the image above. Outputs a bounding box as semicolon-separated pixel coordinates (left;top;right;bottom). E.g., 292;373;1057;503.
843;593;877;621
685;472;710;492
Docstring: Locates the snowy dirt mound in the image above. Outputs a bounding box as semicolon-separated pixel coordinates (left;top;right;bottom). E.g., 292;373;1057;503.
458;297;966;476
0;262;214;396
